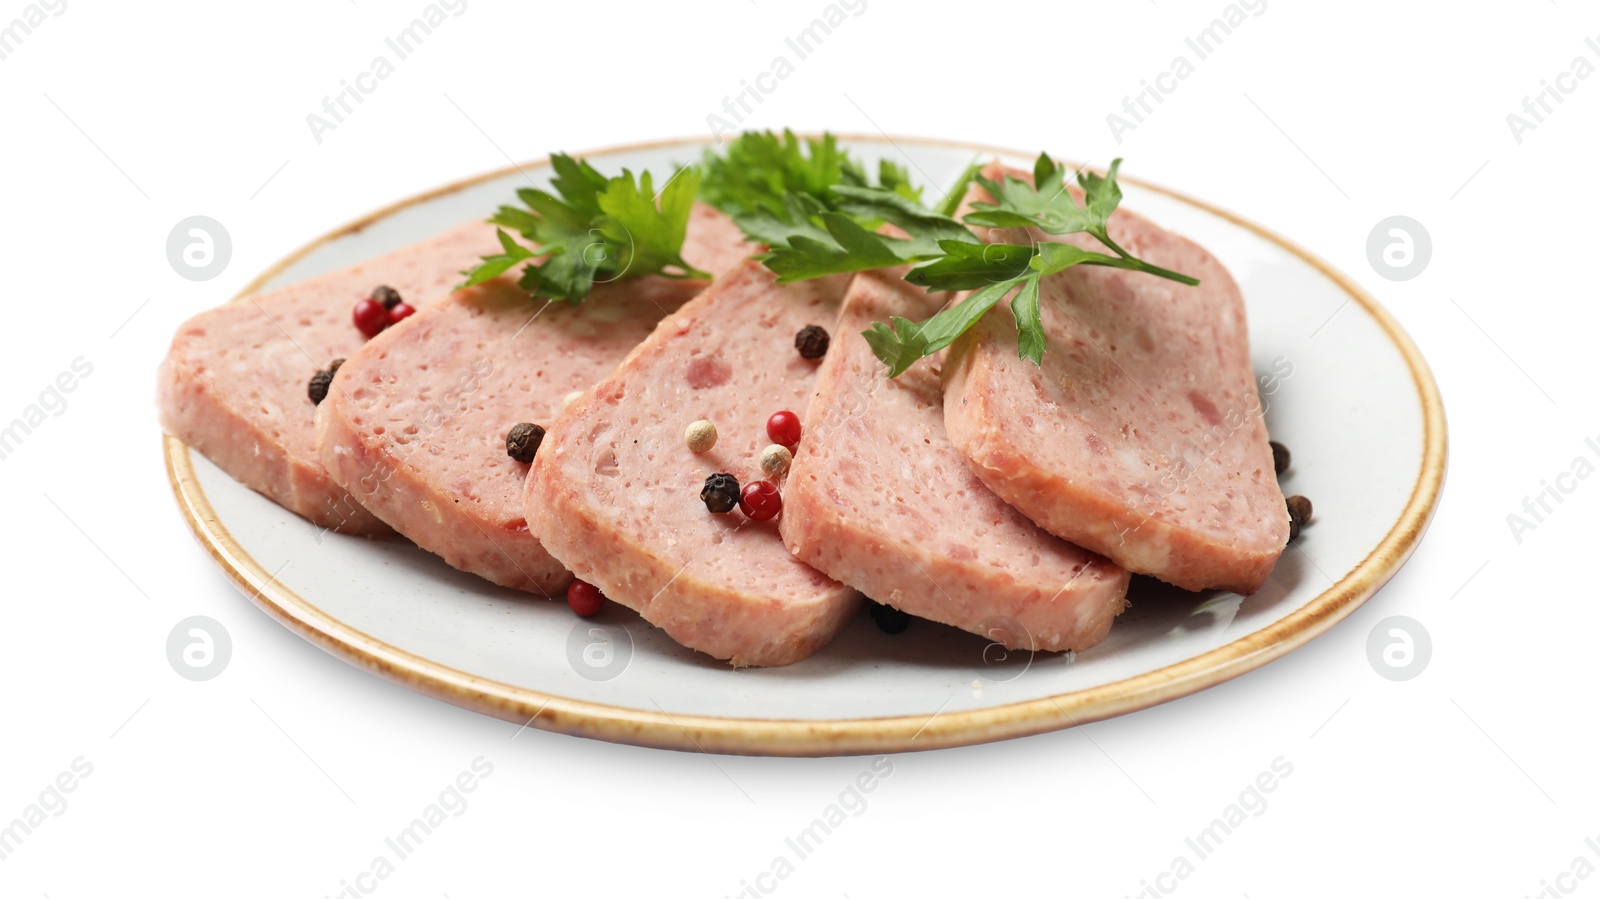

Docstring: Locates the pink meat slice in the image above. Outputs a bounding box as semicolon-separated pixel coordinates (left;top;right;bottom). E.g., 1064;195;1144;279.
779;267;1131;651
524;260;858;667
315;205;753;593
943;166;1288;593
157;221;502;535
683;202;758;277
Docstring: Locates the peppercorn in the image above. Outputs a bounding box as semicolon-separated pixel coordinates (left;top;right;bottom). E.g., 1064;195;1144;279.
739;479;782;521
1270;440;1290;475
685;419;718;454
1286;495;1313;541
795;324;830;360
759;444;791;477
506;422;546;464
868;601;910;634
701;472;740;514
307;368;334;406
387;302;416;326
371;285;403;309
567;579;604;618
328;358;345;376
767;410;802;448
352;297;388;338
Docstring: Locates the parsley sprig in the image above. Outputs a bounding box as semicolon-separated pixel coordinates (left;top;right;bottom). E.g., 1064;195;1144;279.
458;153;706;302
699;129;923;224
713;144;1199;377
698;129;950;276
462;136;1198;379
962;155;1200;286
866;157;1199;375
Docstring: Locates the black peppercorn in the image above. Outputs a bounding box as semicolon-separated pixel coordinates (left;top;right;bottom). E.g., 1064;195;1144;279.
701;472;741;514
307;358;344;406
308;368;333;406
1270;440;1290;475
794;324;830;360
371;285;403;310
506;422;546;464
868;601;910;634
1286;495;1313;541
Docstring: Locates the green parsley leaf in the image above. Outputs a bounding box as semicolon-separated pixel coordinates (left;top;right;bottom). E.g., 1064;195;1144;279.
700;130;868;220
725;192;833;249
548;153;611;217
906;241;1033;291
1029;241;1160;277
702;134;1197;377
966;155;1200;286
867;156;1202;374
755;188;982;283
860;315;933;379
965;155;1104;235
459;229;538;288
1010;275;1045;365
876;158;924;206
761;212;908;283
831;186;977;257
703;131;909;279
706;133;977;281
860;278;1021;377
708;134;991;288
596;166;704;281
933;161;983;218
458;154;708;302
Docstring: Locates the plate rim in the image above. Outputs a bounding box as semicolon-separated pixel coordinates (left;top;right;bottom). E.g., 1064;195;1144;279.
162;133;1448;756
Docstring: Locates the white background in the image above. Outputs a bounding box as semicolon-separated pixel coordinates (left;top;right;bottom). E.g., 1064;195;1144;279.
2;0;1596;896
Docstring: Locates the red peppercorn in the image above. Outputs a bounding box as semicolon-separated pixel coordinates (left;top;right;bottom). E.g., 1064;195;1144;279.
739;480;782;521
766;410;802;448
352;298;388;338
567;579;604;617
388;302;416;326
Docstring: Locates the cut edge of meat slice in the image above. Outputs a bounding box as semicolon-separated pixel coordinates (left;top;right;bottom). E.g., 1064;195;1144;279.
311;282;578;594
531;466;863;667
942;164;1288;594
780;267;1131;652
159;343;390;535
315;399;571;592
156;219;503;535
313;203;753;593
524;260;860;668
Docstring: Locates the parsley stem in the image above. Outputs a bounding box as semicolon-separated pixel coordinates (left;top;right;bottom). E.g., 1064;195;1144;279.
1093;229;1201;286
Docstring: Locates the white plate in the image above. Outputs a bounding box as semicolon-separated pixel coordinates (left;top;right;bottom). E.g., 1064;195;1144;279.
164;135;1446;756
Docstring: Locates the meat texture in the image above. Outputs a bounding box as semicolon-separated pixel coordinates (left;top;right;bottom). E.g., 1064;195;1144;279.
158;222;501;534
780;267;1131;651
315;204;752;592
943;166;1288;593
524;260;858;667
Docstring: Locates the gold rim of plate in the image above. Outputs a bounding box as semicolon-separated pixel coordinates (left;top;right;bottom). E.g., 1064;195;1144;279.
162;134;1449;756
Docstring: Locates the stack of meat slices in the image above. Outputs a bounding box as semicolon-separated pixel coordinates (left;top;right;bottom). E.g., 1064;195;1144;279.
158;167;1286;669
942;166;1288;594
158;221;503;535
313;204;750;595
778;264;1131;653
524;260;861;667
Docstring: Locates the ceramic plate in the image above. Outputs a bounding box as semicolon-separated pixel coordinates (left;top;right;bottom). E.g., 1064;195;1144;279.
164;135;1446;756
